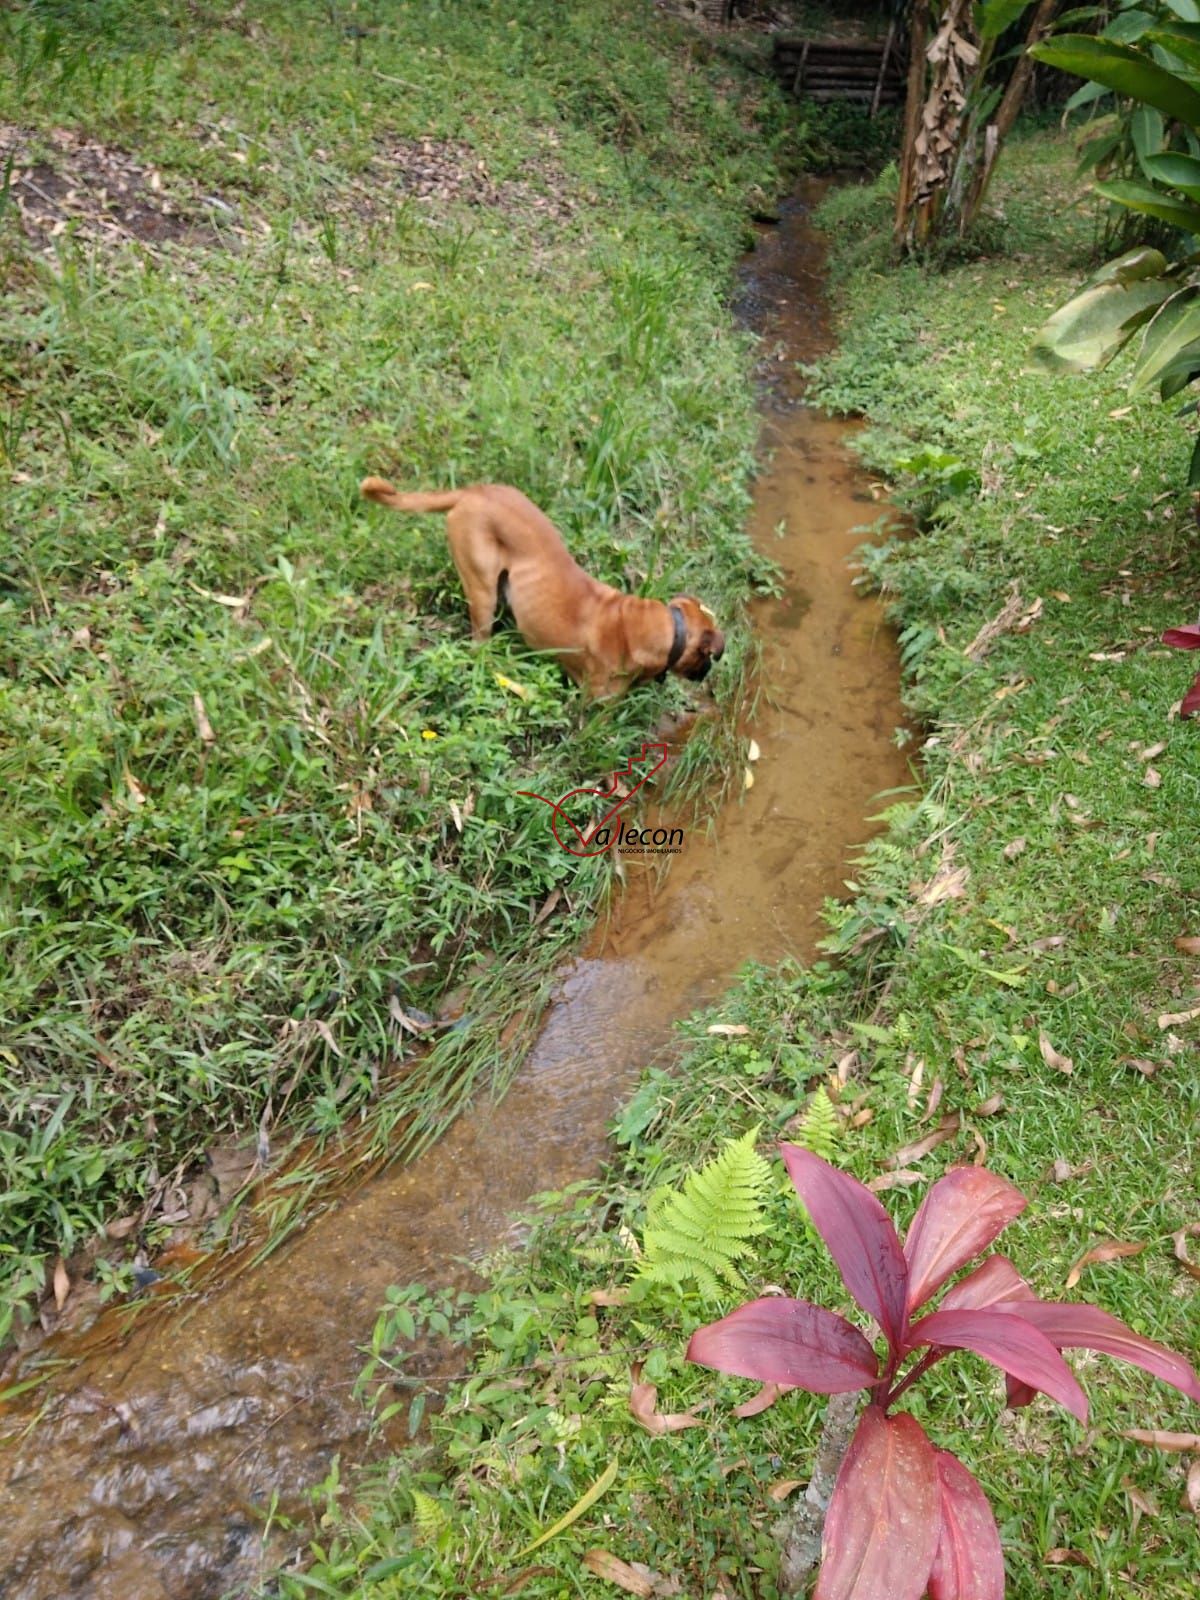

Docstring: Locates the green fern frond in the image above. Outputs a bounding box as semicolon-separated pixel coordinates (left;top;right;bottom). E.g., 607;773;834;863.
410;1488;451;1547
790;1086;838;1163
636;1126;771;1300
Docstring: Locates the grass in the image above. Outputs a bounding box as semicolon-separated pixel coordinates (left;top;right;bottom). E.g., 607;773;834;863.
0;0;819;1344
269;126;1200;1598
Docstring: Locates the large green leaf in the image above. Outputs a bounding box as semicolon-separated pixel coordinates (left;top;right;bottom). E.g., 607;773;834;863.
1095;176;1200;230
1103;9;1156;43
1032;277;1175;373
1083;245;1171;287
1142;149;1200;198
1065;78;1112;111
1031;35;1200;125
1166;0;1200;22
1146;26;1200;74
1131;105;1166;176
1153;341;1200;396
1129;285;1200;389
979;0;1032;40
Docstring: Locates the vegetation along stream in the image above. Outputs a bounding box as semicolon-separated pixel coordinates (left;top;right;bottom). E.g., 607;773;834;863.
0;184;911;1600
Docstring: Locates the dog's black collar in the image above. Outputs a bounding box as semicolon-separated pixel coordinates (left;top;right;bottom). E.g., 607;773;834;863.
665;604;687;673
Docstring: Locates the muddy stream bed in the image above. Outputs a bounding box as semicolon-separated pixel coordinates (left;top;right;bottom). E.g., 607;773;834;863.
0;184;911;1599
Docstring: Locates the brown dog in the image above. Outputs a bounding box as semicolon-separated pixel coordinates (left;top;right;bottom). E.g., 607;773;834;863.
360;477;725;701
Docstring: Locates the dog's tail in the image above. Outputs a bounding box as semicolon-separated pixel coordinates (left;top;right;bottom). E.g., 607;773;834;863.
360;476;464;514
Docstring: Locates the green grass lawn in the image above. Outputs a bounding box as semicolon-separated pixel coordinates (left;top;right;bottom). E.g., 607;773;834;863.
276;126;1200;1599
0;0;810;1342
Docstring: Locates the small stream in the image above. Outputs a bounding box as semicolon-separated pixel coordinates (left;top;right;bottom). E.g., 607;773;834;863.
0;182;911;1600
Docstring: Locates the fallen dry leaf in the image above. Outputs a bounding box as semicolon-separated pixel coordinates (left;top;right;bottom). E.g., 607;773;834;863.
588;1288;630;1308
747;738;761;763
1174;936;1200;956
885;1112;961;1169
1119;1056;1158;1077
532;887;562;927
733;1381;791;1418
1140;741;1166;761
1044;1549;1093;1567
914;862;969;907
706;1023;750;1037
105;1214;139;1240
921;1076;945;1123
1122;1477;1159;1530
52;1257;70;1311
1185;1459;1200;1520
582;1550;655;1597
1143;766;1162;789
389;995;434;1035
768;1478;805;1502
1065;1240;1145;1289
867;1170;924;1192
630;1365;703;1435
1038;1030;1074;1075
1158;1003;1200;1029
1173;1223;1200;1282
1122;1429;1200;1452
193;692;215;745
975;1093;1005;1117
905;1056;925;1110
1003;837;1027;861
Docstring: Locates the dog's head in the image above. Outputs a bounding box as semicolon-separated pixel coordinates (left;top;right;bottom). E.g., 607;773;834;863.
667;597;726;683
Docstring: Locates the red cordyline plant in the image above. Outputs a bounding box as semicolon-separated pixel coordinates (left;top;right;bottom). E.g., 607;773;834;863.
1162;624;1200;718
687;1149;1200;1600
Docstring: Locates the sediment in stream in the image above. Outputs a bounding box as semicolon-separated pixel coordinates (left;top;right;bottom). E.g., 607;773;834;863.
0;181;911;1600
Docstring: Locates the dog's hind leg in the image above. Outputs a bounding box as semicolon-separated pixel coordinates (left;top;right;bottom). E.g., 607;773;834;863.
445;506;502;640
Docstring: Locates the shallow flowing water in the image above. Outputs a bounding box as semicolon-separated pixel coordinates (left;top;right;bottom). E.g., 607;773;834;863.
0;183;911;1600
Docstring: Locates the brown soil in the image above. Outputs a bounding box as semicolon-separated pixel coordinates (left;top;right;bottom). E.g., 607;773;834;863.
0;124;229;249
348;133;578;225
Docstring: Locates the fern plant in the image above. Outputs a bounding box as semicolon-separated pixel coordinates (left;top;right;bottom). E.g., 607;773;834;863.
789;1084;837;1163
635;1127;771;1300
410;1488;452;1551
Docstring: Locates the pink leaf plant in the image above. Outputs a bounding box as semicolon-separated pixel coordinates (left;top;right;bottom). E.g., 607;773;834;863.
687;1151;1200;1600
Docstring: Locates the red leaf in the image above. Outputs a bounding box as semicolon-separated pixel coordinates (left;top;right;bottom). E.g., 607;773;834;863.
1162;625;1200;649
686;1297;878;1394
903;1170;1027;1315
907;1307;1088;1423
940;1254;1036;1312
781;1145;909;1354
927;1449;1004;1600
814;1407;940;1600
994;1301;1200;1404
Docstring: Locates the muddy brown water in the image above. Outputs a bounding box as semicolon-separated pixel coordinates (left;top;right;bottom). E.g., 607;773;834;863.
0;184;911;1599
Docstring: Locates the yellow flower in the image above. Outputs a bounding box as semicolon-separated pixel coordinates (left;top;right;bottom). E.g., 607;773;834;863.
421;729;439;740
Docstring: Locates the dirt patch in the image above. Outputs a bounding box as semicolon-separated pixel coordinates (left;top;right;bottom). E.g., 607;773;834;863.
0;125;234;250
344;134;578;226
